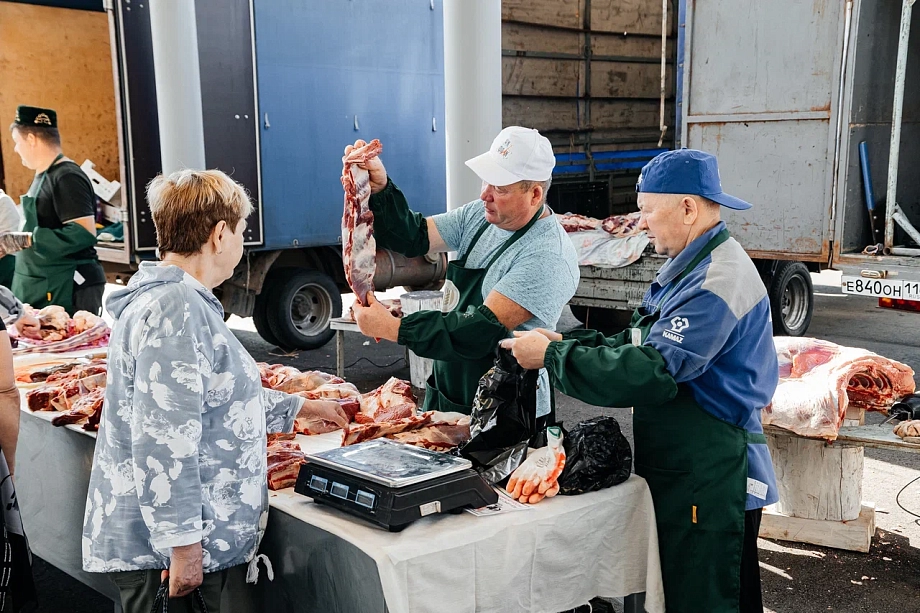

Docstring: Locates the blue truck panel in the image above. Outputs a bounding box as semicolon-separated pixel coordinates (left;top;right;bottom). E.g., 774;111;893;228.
253;0;446;252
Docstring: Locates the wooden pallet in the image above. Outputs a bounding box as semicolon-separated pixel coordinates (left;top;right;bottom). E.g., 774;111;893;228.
760;503;876;553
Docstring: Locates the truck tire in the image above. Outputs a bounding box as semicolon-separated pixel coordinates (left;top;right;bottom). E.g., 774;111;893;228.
769;261;813;337
265;268;342;350
253;273;283;348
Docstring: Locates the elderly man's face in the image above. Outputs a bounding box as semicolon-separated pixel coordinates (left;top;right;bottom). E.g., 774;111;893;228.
637;193;695;259
480;181;542;231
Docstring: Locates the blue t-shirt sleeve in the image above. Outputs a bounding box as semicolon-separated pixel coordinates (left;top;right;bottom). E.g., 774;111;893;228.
432;202;481;253
645;288;739;383
491;245;579;328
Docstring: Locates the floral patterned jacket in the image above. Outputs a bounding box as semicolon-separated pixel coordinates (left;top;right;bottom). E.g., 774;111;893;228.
82;262;303;574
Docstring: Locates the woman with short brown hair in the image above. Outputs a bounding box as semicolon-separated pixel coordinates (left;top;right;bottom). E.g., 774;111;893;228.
82;169;348;612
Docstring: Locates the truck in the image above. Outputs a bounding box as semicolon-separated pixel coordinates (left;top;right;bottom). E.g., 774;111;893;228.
0;0;448;351
503;0;920;335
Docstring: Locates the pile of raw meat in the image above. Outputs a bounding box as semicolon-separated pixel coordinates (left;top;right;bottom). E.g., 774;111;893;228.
266;433;307;491
258;362;472;489
557;212;643;238
13;305;109;354
341;139;382;306
764;337;916;440
24;359;107;431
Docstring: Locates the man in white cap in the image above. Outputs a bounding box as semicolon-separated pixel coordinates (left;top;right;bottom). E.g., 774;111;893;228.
349;127;579;419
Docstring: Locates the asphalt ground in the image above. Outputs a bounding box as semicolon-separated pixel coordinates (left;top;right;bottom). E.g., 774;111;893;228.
27;273;920;612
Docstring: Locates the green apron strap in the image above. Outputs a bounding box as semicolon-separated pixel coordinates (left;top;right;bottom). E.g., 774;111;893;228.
746;432;767;445
483;205;545;270
456;220;492;266
655;228;730;311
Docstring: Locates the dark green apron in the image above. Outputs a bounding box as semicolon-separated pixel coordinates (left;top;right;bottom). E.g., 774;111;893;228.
12;154;94;312
631;228;765;613
421;207;545;414
0;255;15;289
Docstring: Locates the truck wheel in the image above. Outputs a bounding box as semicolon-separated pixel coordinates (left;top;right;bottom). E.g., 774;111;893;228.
266;268;342;350
253;273;283;348
769;261;813;336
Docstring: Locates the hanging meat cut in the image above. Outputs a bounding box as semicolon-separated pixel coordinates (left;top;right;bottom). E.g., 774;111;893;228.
341;139;383;305
764;337;916;440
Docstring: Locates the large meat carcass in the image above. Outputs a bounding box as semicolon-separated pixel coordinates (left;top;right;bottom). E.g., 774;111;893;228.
764;337;916;439
341;139;383;305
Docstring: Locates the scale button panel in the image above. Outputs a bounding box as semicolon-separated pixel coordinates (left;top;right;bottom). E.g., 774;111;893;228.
330;482;350;499
309;475;328;493
355;490;376;509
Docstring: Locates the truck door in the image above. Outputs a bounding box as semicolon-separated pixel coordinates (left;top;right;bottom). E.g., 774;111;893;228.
678;0;848;263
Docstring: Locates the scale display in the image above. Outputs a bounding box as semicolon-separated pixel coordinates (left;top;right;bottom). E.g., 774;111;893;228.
306;438;472;487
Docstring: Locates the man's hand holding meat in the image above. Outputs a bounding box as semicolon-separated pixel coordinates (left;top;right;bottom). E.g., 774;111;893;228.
352;291;401;342
344;139;388;194
347;127;579;418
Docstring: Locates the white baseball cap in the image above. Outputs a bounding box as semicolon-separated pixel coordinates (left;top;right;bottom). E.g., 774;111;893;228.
465;126;555;187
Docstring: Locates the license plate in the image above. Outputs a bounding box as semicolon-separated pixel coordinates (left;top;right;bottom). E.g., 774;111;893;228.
840;276;920;300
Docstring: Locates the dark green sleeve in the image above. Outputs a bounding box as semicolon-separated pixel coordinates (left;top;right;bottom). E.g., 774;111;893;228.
562;328;631;347
368;179;430;258
544;339;678;408
397;304;508;362
31;223;96;259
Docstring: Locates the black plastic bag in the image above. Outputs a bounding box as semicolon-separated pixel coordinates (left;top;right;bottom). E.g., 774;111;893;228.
890;393;920;421
459;347;539;484
558;416;632;495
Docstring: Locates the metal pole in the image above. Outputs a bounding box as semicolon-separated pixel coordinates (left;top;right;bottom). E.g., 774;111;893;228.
884;0;916;249
829;0;854;230
657;0;668;147
148;0;207;174
443;0;502;211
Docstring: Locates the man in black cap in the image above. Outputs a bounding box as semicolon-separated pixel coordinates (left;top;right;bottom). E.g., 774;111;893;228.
9;105;105;315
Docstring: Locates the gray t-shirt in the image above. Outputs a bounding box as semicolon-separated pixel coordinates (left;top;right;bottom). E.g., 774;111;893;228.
433;200;579;416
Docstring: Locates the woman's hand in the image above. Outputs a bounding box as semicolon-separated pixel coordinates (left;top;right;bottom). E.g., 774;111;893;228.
296;399;350;433
166;542;203;597
344;140;388;194
14;312;41;339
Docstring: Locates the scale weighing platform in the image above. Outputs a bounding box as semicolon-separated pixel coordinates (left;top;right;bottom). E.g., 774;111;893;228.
294;439;498;531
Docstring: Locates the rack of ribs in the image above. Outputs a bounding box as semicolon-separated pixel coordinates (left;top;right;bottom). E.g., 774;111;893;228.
341;139;383;306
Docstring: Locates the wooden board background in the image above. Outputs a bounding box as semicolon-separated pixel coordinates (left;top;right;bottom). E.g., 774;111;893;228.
502;0;677;155
0;2;119;199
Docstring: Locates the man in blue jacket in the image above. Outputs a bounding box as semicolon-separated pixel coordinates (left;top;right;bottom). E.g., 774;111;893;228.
504;149;779;613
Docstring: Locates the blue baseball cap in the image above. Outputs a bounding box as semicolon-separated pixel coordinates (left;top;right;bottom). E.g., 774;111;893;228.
636;149;752;211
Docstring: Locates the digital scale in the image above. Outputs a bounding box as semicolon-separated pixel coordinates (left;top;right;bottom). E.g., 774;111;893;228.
294;439;498;531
